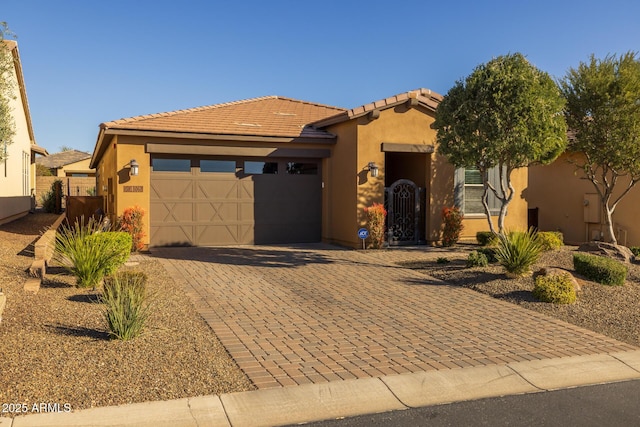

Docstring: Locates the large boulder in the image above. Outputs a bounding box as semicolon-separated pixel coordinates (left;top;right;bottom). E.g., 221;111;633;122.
577;242;636;264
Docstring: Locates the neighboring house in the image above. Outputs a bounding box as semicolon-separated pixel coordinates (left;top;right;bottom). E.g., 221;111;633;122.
35;150;96;205
0;40;48;225
527;153;640;247
89;89;528;248
36;149;94;177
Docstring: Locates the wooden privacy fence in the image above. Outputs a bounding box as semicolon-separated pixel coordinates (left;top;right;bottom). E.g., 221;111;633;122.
65;196;104;226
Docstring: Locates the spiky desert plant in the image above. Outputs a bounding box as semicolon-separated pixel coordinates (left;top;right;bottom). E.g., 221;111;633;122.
494;228;544;277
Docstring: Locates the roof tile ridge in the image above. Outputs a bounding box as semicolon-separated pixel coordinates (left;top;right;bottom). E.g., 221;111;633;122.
272;96;346;112
103;95;281;127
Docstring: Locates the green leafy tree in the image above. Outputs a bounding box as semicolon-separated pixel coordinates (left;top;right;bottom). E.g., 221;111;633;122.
560;52;640;244
0;22;16;162
434;53;567;234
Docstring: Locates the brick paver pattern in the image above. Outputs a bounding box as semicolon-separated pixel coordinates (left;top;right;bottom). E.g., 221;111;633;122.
152;245;636;389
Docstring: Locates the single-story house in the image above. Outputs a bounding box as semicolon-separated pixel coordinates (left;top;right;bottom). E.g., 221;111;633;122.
89;89;528;248
36;149;94;177
527;152;640;247
0;40;48;225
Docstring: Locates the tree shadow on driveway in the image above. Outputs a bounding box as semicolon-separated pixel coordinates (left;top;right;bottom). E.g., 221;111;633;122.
148;244;336;268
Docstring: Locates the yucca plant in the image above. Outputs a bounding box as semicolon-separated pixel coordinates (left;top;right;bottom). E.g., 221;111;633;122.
494;228;544;277
102;271;150;341
54;218;128;289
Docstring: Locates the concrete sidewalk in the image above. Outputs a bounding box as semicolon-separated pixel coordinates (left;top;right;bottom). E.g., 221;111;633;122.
5;350;640;426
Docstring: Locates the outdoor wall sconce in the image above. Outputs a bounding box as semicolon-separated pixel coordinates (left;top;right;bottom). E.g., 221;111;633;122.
367;162;379;178
129;159;139;177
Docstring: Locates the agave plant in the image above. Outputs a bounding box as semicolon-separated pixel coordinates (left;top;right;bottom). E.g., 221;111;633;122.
494;228;543;277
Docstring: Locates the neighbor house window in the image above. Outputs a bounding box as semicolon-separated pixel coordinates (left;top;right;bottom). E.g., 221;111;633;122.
201;160;236;173
152;158;191;172
244;161;278;174
455;166;504;215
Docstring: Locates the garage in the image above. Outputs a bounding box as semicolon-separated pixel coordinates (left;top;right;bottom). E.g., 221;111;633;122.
150;156;322;246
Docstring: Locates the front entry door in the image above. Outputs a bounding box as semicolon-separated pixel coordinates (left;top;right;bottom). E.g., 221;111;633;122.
385;179;420;246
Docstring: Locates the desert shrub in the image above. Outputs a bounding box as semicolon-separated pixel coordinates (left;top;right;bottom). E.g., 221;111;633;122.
365;203;387;249
117;206;146;252
477;247;498;263
533;274;576;304
494;228;543;277
467;251;488;267
86;232;132;276
537;231;564;251
102;271;150;340
54;218;129;289
573;253;627;286
630;246;640;257
436;257;450;264
476;231;499;246
441;206;464;247
41;179;62;213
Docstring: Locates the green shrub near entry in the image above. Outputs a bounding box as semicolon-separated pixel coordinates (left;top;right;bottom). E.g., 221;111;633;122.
477;247;498;263
533;274;577;304
537;231;564;251
436;257;450;264
476;231;499;246
573;253;627;286
86;232;132;276
494;228;544;277
54;219;127;289
467;251;489;267
102;271;150;341
630;246;640;257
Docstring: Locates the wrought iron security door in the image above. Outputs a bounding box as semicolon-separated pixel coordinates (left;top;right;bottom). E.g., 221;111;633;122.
385;179;420;246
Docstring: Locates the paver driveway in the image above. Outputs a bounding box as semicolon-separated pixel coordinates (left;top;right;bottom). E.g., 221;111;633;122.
152;244;635;389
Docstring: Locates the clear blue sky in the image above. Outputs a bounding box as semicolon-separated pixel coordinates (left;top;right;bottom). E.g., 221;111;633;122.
4;0;640;155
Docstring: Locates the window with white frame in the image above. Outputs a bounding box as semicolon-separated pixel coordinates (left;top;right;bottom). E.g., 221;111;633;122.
455;166;504;215
23;151;30;195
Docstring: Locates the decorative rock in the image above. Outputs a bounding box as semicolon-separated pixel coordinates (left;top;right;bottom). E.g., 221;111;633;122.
578;242;635;264
533;267;582;292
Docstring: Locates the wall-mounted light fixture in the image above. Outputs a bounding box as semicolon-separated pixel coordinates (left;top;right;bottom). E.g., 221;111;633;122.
129;159;139;177
367;161;379;178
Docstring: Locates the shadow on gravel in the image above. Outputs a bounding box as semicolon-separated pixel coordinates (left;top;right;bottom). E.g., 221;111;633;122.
67;293;101;303
492;289;537;302
46;324;110;340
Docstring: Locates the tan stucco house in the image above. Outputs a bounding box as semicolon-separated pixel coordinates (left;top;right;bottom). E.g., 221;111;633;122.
0;40;48;225
527;152;640;247
90;89;528;248
36;149;94;177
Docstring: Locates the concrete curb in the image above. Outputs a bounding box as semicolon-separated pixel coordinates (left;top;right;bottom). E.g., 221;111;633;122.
4;350;640;427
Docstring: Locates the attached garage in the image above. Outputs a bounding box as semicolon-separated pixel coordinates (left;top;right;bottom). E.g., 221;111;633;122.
150;155;322;246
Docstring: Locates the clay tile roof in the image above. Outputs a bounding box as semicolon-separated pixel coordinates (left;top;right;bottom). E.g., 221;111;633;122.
312;88;443;128
36;150;91;168
101;96;346;139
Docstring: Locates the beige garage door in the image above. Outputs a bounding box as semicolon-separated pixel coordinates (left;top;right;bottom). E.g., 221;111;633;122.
150;157;321;246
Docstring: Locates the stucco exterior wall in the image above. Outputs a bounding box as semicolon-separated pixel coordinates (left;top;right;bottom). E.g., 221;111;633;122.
56;158;94;177
527;153;640;246
0;46;32;222
95;135;150;243
321;121;357;246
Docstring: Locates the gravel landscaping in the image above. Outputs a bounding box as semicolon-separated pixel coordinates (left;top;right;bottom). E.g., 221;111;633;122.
0;213;253;417
2;212;639;417
398;244;640;348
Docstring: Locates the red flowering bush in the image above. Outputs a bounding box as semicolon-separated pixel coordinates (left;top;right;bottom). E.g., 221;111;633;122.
442;206;464;247
365;203;387;249
118;206;146;252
